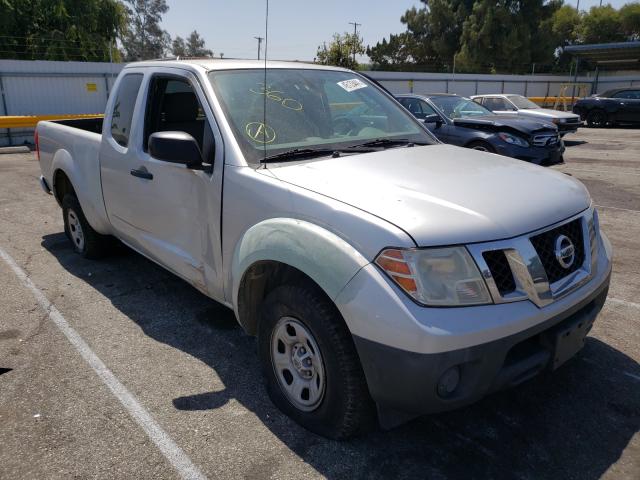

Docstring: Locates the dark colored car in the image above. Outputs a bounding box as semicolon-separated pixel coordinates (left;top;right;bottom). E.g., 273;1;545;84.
573;88;640;128
397;94;564;165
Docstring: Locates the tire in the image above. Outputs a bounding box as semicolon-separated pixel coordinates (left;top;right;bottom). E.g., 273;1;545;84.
586;109;607;128
62;194;111;259
466;141;495;153
258;283;375;439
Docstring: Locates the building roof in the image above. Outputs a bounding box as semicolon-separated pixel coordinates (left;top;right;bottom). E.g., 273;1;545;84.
563;41;640;68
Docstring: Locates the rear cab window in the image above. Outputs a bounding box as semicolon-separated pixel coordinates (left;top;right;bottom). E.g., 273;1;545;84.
110;74;144;147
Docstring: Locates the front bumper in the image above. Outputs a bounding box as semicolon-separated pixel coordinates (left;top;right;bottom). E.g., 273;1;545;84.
335;230;612;428
557;122;582;135
494;141;564;165
353;274;609;428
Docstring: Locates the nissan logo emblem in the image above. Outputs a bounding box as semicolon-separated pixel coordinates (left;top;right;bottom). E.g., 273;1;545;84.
554;234;575;269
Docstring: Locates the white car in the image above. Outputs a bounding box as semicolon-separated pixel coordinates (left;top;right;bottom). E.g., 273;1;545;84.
472;94;582;136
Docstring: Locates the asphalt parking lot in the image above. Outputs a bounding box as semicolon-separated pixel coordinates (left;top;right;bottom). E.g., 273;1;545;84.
0;128;638;480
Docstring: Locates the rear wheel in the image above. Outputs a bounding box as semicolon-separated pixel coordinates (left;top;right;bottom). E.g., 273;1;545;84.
62;194;111;259
586;109;607;128
258;283;375;439
466;141;495;153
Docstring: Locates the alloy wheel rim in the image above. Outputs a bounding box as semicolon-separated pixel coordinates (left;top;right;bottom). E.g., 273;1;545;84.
472;145;489;151
67;209;85;251
271;316;325;411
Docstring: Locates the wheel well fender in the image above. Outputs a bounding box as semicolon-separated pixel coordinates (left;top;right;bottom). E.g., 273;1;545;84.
53;168;77;206
50;150;111;235
464;139;494;151
232;218;369;335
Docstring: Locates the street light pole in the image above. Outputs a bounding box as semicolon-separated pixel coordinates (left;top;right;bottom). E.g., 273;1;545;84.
254;36;264;60
348;21;361;64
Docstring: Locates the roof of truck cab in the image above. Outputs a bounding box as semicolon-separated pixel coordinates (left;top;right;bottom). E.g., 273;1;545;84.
124;58;350;73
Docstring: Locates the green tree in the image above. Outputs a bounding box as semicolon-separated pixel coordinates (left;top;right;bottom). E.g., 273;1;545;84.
455;0;560;73
185;30;213;57
366;33;414;69
171;36;187;57
620;2;640;40
0;0;126;61
550;4;582;46
579;5;625;44
316;32;365;70
121;0;170;61
368;0;474;70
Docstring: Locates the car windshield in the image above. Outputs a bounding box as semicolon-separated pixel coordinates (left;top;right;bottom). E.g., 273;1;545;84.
429;96;492;119
207;68;434;163
508;95;540;109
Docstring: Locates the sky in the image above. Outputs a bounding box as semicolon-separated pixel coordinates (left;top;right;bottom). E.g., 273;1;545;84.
161;0;632;62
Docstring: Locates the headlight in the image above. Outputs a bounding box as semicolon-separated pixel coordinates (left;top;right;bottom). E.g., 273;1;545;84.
375;247;492;306
498;132;529;148
552;118;567;124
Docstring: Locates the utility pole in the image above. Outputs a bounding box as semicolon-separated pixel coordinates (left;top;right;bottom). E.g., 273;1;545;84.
254;36;264;60
576;0;580;10
348;21;361;64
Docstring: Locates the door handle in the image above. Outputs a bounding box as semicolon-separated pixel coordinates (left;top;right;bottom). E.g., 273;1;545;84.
130;168;153;180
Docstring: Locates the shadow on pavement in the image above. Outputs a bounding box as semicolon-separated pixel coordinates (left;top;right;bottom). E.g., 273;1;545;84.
563;139;588;147
42;232;640;480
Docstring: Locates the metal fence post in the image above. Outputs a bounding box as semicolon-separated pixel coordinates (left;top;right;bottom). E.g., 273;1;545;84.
0;74;12;146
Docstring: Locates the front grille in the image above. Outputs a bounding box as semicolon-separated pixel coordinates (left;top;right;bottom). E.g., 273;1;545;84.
530;219;585;284
483;250;516;295
532;133;559;147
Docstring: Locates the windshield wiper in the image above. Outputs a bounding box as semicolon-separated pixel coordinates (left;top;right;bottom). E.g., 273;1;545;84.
260;148;336;163
342;138;427;150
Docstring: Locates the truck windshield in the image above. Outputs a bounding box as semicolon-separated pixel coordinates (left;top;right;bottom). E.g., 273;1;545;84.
508;95;540;109
429;96;492;119
208;69;435;164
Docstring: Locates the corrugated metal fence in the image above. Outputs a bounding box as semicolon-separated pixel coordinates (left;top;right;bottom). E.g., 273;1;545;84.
366;70;639;98
0;60;123;146
1;59;638;146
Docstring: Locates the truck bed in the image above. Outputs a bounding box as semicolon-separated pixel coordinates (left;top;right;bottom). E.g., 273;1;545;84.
36;118;111;235
51;117;104;135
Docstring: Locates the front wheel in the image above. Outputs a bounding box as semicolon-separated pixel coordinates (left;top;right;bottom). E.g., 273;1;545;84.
258;284;375;439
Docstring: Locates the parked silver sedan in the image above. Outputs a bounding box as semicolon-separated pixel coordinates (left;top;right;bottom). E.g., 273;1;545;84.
472;94;582;136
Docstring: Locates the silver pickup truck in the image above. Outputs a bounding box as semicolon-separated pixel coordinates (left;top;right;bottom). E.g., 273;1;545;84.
36;59;612;439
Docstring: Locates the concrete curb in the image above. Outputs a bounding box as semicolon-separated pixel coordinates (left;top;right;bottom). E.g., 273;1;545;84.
0;146;31;155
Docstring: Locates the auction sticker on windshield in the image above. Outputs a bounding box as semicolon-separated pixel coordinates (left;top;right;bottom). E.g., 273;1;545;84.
337;78;367;92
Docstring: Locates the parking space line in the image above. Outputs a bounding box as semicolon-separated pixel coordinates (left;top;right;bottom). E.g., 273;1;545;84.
0;247;208;480
595;204;640;214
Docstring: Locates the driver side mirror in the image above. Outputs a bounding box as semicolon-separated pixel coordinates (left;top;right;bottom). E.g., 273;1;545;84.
148;131;204;170
423;114;443;127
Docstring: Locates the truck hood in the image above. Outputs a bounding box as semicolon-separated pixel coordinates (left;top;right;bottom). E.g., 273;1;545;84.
452;115;556;136
519;108;580;120
270;144;590;247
